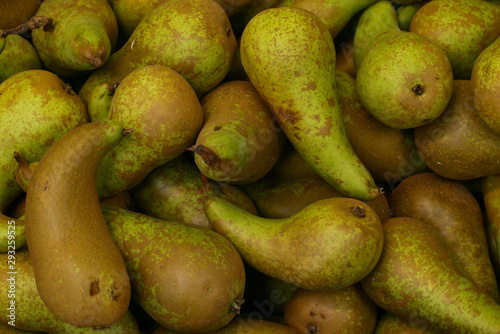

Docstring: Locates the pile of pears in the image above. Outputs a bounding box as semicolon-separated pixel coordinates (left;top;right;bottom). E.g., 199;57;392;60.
1;0;500;333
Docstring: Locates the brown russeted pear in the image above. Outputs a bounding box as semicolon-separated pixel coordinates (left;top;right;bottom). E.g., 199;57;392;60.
284;284;378;334
483;173;500;278
204;195;383;291
390;172;500;302
31;0;118;77
354;1;454;129
131;154;257;228
103;206;246;333
336;70;428;183
25;121;132;327
97;65;203;199
361;217;500;333
374;312;439;334
409;0;500;79
0;70;88;253
471;36;500;134
79;0;237;112
241;175;391;221
414;80;500;180
0;0;41;29
0;35;42;83
0;249;140;333
192;80;286;185
278;0;378;39
240;7;380;200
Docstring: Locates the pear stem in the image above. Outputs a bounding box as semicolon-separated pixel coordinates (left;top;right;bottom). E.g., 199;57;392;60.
229;299;245;315
0;16;54;38
307;325;319;334
188;144;222;168
122;128;134;136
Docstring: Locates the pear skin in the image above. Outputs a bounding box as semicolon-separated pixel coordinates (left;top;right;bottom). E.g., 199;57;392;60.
265;141;318;181
284;284;378;334
409;0;500;79
25;121;131;327
32;0;118;76
229;0;283;37
0;0;41;29
483;174;500;279
130;154;257;228
88;81;119;122
240;7;380;200
390;172;499;302
103;207;246;332
471;36;500;134
0;35;42;83
396;2;426;31
204;196;383;290
361;217;500;333
374;312;439;334
193;80;286;185
0;250;139;333
414;80;500;180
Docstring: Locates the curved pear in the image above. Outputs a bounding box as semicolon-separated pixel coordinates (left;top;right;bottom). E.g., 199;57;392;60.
204;195;383;290
25;121;132;327
240;7;380;200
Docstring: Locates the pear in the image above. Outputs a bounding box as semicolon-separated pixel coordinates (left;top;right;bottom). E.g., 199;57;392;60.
471;36;500;134
483;174;500;278
240;7;380;200
192;80;286;185
284;284;378;334
278;0;378;39
374;312;439;334
0;0;41;29
396;2;426;31
31;0;118;77
409;0;500;79
88;81;119;122
103;206;246;333
131;154;257;228
229;0;283;37
79;0;237;109
390;172;499;302
265;141;318;181
25;121;132;327
0;35;42;83
414;80;500;180
204;195;383;290
0;250;139;333
97;65;203;198
361;217;500;333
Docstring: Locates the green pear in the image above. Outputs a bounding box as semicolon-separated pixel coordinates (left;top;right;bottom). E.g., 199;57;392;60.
409;0;500;79
192;80;286;185
483;174;500;279
0;35;42;83
278;0;378;39
25;121;132;327
32;0;118;77
130;154;257;228
88;81;119;122
361;217;500;333
80;0;237;111
0;249;139;333
97;65;203;199
204;195;383;290
103;206;246;333
390;172;499;302
240;7;380;200
471;36;500;134
374;312;439;334
396;2;426;31
414;80;500;180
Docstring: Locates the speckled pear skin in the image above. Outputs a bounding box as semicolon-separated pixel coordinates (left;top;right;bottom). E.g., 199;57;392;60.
0;250;140;333
103;207;246;333
88;81;118;122
374;312;440;334
390;173;500;303
0;35;42;83
32;0;118;77
25;121;131;327
240;7;380;200
483;174;500;277
336;70;428;183
278;0;378;38
130;154;258;228
353;0;400;70
79;0;237;107
472;37;500;134
0;69;88;214
414;80;500;180
194;80;286;185
96;65;203;199
204;196;383;291
409;0;500;80
361;217;500;334
284;284;378;334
